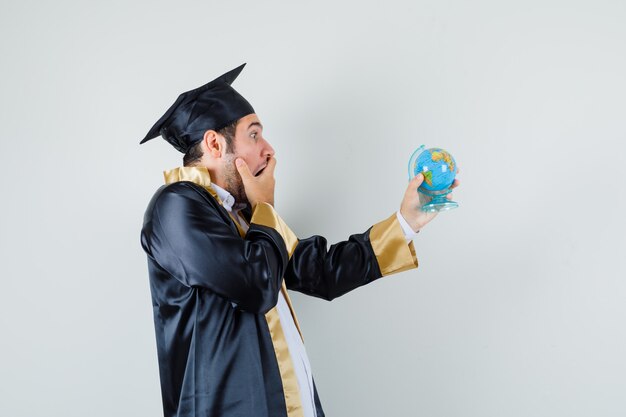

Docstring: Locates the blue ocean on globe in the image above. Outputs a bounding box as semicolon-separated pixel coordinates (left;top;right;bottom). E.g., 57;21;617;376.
412;148;457;192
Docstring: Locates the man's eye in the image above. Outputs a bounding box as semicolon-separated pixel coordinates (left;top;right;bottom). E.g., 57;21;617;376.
251;132;257;139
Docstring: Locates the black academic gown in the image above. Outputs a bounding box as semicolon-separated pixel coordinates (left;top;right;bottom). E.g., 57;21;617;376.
140;167;418;417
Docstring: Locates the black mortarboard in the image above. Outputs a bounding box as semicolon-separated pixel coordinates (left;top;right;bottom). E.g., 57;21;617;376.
140;63;255;153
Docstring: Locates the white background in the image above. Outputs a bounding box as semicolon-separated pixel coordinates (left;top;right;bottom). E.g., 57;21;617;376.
1;0;625;416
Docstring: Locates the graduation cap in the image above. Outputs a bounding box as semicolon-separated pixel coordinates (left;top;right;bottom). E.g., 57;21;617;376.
140;63;255;153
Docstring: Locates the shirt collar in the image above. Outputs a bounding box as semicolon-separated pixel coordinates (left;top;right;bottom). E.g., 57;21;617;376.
209;182;247;213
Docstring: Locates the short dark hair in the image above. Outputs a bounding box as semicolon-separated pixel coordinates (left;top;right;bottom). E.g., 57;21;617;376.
183;120;239;166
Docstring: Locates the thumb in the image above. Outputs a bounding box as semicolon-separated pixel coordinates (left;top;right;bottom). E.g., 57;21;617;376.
411;173;424;188
235;158;253;180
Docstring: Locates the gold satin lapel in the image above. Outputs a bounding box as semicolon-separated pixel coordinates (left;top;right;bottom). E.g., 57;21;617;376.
250;202;299;258
280;283;304;342
369;212;419;276
265;307;305;417
163;166;221;202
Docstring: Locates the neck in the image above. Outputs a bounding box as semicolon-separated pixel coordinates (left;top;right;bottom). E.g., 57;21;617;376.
209;172;228;190
192;156;246;204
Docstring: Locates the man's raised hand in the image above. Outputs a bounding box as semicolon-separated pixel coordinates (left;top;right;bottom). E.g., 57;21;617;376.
235;156;277;208
399;169;460;232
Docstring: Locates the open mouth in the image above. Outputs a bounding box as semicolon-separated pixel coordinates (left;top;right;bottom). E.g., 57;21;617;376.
255;166;266;177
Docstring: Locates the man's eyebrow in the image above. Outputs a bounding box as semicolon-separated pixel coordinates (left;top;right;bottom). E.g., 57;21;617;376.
248;122;263;130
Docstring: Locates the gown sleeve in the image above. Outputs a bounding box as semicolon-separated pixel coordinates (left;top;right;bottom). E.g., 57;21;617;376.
284;212;419;301
141;182;298;314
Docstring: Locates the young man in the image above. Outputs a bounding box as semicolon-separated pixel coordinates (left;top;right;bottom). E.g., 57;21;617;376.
140;64;459;417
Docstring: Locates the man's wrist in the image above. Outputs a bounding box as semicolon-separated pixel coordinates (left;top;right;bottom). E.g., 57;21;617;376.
396;210;420;242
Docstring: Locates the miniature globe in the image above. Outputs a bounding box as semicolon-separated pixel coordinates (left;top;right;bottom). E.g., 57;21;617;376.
408;145;459;212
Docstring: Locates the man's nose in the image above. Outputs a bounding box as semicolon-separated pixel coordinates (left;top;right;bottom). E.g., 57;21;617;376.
263;140;275;158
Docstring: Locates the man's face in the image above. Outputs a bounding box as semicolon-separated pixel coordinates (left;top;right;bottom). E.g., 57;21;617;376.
221;113;275;205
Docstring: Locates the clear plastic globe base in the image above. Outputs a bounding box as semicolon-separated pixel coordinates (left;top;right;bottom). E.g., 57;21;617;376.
408;145;459;213
419;191;459;212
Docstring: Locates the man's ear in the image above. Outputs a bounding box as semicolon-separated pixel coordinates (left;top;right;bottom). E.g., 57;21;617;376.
203;130;221;158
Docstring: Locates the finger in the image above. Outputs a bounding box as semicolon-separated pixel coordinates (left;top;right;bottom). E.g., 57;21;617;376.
235;158;253;180
450;178;460;189
409;173;424;188
446;193;454;200
264;156;277;175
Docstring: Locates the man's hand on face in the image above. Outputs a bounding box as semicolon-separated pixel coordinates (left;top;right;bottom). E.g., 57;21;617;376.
235;156;277;208
399;169;461;233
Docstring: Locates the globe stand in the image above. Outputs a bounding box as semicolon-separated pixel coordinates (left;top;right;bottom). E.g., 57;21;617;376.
418;188;459;213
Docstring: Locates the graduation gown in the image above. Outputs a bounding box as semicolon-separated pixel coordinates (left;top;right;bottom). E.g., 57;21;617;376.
140;166;419;417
